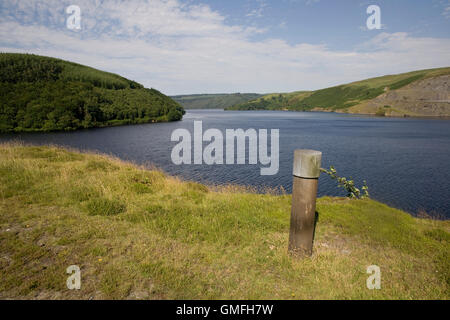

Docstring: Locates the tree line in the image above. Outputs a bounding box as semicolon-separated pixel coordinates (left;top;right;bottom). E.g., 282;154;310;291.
0;53;184;132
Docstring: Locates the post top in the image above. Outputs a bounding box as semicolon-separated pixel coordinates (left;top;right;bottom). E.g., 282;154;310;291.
293;149;322;179
294;149;322;156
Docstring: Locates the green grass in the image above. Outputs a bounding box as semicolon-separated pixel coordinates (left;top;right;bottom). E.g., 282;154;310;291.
0;143;448;299
227;67;450;113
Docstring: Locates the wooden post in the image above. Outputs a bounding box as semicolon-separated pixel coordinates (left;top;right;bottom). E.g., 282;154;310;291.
288;149;322;257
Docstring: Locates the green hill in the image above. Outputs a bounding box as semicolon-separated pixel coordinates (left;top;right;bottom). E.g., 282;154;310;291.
0;143;448;299
226;67;450;117
0;53;185;132
171;93;262;109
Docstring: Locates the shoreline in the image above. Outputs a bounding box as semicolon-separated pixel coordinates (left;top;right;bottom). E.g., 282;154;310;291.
0;142;448;299
222;108;450;119
1;140;448;220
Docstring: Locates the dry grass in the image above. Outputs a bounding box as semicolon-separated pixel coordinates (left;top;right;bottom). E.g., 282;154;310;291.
0;142;448;299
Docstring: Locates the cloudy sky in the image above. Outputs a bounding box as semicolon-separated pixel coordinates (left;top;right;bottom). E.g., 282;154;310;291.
1;0;449;95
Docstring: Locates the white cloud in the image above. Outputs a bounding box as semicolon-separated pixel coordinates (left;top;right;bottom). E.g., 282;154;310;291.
0;0;449;95
1;0;263;38
443;6;450;19
246;0;268;18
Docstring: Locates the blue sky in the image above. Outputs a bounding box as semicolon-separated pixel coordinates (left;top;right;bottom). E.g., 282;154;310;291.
0;0;449;94
210;0;450;48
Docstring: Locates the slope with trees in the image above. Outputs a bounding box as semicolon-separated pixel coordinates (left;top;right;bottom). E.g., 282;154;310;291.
0;53;185;132
171;93;262;109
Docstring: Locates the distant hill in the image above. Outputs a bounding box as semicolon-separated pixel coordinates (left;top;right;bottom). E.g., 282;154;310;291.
226;67;450;117
172;93;262;109
0;53;185;132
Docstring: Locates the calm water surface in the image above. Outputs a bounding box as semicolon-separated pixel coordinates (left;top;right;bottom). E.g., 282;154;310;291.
1;109;449;218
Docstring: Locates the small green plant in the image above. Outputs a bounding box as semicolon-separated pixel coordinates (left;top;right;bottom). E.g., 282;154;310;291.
320;166;369;199
86;198;127;216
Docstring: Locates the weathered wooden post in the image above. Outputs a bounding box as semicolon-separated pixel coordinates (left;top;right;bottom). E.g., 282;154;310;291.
288;149;322;257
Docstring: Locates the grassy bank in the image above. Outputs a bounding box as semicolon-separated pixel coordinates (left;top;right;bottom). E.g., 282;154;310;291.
0;143;448;299
226;67;450;117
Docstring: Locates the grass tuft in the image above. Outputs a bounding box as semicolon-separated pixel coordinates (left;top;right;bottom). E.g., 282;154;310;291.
85;198;127;216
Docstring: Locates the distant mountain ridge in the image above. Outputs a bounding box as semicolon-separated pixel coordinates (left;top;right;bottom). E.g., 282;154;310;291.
0;53;185;132
226;67;450;117
172;93;262;109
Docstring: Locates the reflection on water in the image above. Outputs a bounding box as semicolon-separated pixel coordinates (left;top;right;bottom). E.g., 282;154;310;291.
1;109;450;218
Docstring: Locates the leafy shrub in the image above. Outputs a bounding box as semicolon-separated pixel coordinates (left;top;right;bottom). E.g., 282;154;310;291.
321;166;369;199
167;108;183;121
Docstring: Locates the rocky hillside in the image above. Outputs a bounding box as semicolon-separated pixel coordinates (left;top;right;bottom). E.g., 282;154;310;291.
349;75;450;117
227;67;450;117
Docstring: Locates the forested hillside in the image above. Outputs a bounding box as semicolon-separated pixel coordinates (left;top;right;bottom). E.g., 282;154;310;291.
171;93;262;109
0;53;185;132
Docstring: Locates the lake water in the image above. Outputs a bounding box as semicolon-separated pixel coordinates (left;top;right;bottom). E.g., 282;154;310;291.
1;109;449;218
